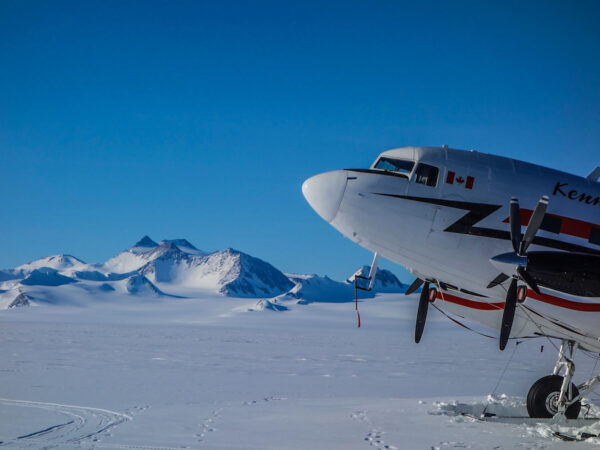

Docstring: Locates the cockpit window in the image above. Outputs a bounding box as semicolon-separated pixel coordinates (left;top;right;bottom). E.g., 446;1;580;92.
414;163;439;187
374;157;414;176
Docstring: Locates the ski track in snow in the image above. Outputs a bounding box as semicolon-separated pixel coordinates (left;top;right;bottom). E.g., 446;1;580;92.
0;398;131;449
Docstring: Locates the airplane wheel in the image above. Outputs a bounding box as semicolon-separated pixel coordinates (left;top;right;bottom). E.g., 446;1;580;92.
526;375;580;419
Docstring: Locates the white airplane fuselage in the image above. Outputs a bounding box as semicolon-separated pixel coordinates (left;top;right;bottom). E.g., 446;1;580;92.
303;147;600;352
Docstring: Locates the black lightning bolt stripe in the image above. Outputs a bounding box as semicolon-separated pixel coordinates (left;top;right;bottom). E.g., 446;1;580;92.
374;193;600;256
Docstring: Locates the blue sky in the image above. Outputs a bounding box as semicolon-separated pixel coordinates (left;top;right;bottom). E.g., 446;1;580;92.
1;1;599;282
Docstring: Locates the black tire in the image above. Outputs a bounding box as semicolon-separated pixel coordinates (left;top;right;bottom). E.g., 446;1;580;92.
526;375;581;419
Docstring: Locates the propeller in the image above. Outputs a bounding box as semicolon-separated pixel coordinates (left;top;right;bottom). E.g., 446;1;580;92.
499;278;518;350
405;278;424;295
486;273;509;289
489;196;548;350
415;282;430;343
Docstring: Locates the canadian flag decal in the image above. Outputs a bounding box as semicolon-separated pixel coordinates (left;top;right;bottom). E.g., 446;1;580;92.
446;171;474;189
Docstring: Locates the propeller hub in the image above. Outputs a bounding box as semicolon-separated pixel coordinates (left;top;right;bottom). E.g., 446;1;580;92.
490;252;527;275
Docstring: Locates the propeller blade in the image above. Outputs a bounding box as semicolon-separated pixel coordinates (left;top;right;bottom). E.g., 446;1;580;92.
499;278;518;351
415;282;430;343
509;198;521;254
520;196;549;255
517;266;540;296
487;273;510;289
405;277;424;295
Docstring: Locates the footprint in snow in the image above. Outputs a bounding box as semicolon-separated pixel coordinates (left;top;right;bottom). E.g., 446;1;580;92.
197;408;222;442
351;410;398;450
243;396;287;405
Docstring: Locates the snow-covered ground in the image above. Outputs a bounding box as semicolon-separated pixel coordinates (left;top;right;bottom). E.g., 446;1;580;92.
1;293;600;449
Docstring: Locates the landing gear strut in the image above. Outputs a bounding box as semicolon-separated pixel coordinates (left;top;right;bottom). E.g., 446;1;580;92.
527;340;600;419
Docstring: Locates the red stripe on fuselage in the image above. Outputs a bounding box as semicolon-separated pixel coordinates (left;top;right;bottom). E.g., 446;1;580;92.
436;290;600;312
527;291;600;312
502;210;599;240
436;291;504;310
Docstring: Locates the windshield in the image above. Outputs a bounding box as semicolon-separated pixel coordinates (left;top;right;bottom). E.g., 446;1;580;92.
374;157;414;176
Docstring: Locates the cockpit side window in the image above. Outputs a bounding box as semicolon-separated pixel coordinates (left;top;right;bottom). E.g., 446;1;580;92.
414;163;439;187
374;157;414;176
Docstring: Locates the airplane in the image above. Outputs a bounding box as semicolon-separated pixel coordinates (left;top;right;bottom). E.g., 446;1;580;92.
302;146;600;421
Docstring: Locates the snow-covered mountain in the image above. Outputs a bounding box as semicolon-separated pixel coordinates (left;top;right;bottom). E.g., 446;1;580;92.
283;266;405;304
103;236;208;273
0;254;88;282
159;239;205;256
15;254;87;274
0;236;406;309
0;269;21;282
0;290;31;309
284;273;356;303
140;247;294;298
21;268;77;287
122;274;165;296
208;249;295;297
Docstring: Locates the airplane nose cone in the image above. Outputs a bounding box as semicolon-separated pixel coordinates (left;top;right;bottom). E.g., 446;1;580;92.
302;170;348;223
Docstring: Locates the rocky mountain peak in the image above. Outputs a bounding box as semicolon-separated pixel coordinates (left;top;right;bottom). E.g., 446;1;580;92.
133;235;159;249
161;239;198;250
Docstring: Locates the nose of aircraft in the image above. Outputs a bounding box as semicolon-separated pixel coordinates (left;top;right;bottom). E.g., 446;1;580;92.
302;170;348;223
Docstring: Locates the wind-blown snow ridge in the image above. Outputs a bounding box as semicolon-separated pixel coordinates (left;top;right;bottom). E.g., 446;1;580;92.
0;235;406;309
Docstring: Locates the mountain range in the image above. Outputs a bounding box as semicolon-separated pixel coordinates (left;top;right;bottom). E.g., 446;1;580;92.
0;236;406;309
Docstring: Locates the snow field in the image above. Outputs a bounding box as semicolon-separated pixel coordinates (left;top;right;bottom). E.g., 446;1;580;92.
1;293;599;448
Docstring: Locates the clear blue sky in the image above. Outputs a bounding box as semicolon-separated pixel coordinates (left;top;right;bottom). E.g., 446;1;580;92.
1;1;599;282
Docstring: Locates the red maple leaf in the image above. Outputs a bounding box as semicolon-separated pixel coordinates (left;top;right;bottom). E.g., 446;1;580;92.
456;176;464;184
